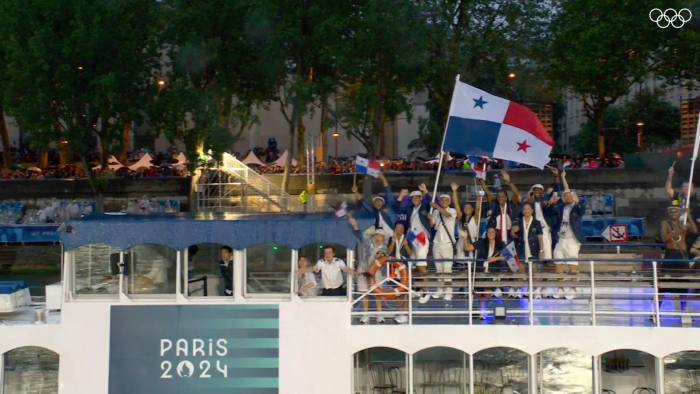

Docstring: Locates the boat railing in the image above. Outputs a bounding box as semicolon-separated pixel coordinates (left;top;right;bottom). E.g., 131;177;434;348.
350;257;700;327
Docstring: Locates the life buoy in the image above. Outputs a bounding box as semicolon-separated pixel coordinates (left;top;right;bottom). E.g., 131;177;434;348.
367;256;409;300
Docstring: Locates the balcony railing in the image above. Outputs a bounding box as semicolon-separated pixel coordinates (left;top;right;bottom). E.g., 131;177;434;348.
350;257;700;327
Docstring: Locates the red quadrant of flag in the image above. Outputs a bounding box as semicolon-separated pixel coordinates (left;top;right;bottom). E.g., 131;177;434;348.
502;102;553;145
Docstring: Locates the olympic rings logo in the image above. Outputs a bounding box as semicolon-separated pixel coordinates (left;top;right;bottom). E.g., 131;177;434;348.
649;8;692;29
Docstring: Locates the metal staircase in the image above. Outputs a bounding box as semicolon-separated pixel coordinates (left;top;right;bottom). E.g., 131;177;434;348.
196;153;291;213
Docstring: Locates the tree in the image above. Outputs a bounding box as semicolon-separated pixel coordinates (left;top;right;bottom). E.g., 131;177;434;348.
267;0;349;193
545;0;666;158
0;0;161;211
156;0;281;161
332;0;426;159
415;0;552;155
0;46;12;169
573;89;680;154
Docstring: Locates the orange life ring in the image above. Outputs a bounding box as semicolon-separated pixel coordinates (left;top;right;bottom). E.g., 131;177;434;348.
367;256;408;300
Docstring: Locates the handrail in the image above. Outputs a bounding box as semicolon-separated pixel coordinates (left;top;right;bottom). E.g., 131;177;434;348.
351;256;700;327
204;153;290;211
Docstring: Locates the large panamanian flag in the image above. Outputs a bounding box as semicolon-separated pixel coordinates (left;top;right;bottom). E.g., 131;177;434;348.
443;81;553;169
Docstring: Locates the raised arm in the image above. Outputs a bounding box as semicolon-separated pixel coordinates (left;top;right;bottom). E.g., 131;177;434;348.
561;170;571;192
501;170;520;204
379;172;399;212
475;192;483;219
478;178;494;203
451;182;462;220
665;165;675;200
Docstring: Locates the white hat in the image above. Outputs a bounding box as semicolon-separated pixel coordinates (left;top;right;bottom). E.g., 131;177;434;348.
409;191;422;197
530;184;544;192
372;196;385;203
439;194;451;201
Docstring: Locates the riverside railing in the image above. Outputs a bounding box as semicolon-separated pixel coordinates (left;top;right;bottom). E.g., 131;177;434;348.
350;257;700;327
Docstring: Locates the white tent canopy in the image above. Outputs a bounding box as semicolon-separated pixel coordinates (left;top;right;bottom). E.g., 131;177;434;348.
92;155;125;171
272;150;298;167
128;153;154;171
425;152;454;163
241;151;266;166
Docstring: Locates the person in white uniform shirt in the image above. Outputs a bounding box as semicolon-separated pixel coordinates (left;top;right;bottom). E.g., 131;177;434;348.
430;194;458;301
314;246;353;296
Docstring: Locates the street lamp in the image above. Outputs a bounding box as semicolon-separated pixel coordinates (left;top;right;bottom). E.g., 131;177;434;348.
332;131;339;158
508;72;516;79
636;121;645;151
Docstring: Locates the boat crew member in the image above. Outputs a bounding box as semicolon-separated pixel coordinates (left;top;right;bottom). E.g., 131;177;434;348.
219;245;234;296
314;245;353;296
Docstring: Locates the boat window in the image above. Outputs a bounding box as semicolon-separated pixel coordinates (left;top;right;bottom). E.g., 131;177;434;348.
72;244;119;298
185;243;234;298
297;243;347;298
353;347;408;394
536;347;592;393
600;349;657;393
245;243;291;296
0;243;61;298
664;351;700;393
2;346;59;394
474;347;529;393
413;347;469;393
124;244;177;298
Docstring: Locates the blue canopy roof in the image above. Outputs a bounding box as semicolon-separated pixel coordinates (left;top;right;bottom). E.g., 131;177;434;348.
59;212;371;251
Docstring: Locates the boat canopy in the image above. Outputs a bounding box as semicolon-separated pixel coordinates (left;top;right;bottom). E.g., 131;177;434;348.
59;212;371;251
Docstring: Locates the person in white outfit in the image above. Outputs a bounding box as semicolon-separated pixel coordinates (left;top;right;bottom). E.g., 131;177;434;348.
402;184;432;304
430;194;457;301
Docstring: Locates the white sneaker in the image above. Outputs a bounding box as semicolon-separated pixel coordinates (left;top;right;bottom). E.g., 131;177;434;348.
444;293;453;301
514;288;523;299
418;294;431;304
494;288;503;298
360;315;369;324
534;287;543;299
377;317;385;324
411;290;420;298
564;287;576;300
432;289;444;299
394;315;408;324
554;288;564;299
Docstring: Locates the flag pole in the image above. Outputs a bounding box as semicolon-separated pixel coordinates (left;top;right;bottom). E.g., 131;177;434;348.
430;74;460;211
684;111;700;225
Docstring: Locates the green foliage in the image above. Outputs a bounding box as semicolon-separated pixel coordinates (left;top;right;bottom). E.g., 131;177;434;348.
0;0;160;157
545;0;668;141
415;0;553;155
332;0;427;157
572;89;680;154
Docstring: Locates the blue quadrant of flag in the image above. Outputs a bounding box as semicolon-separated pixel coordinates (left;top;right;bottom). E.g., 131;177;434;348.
443;117;501;157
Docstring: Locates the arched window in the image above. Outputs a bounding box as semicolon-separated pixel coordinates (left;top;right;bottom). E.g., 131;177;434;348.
353;347;408;394
185;243;234;298
600;349;657;393
474;347;529;393
664;350;700;393
72;243;120;298
2;346;59;394
124;244;177;297
245;243;291;296
536;347;592;393
413;346;468;393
